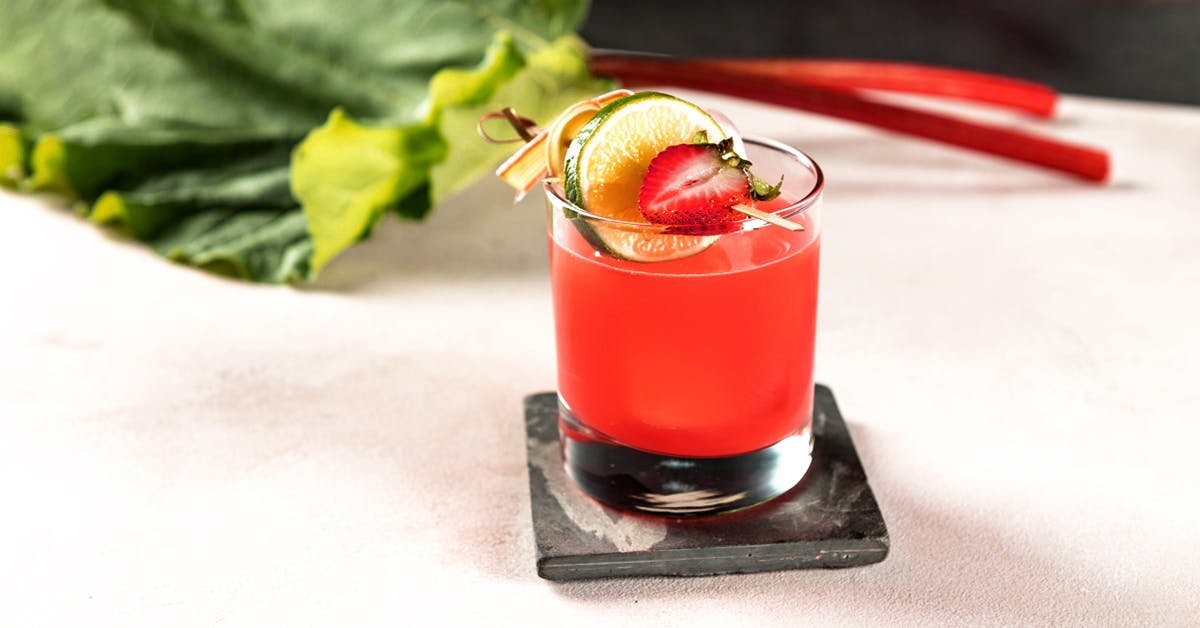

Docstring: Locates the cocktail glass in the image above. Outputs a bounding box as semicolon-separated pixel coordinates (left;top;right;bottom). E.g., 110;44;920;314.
544;136;824;516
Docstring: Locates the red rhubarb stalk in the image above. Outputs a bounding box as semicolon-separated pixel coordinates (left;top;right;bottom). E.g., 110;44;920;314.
589;54;1058;118
596;64;1109;183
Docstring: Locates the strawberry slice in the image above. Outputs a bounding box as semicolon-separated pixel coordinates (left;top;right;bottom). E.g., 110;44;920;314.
638;135;781;235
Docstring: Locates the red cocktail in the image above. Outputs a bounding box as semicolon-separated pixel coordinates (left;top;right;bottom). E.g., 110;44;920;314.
545;136;823;515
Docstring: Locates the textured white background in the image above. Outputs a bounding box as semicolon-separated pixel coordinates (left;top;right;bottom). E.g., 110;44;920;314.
2;91;1198;626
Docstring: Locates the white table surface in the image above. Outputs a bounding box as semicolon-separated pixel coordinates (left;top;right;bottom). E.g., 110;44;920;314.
2;90;1198;627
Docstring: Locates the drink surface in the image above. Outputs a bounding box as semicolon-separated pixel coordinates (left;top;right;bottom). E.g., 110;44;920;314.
549;196;820;458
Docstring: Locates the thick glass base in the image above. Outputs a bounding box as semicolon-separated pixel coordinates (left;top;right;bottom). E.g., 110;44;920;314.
559;403;814;517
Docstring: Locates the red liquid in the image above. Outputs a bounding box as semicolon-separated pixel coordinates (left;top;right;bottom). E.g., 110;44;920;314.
549;200;820;458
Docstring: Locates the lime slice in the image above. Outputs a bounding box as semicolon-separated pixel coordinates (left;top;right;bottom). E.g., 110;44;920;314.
562;92;728;262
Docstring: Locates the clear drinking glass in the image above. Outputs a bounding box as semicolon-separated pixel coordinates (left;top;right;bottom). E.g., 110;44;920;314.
545;136;824;516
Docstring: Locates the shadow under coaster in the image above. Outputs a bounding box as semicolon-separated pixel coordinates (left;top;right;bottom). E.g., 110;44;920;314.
524;384;889;581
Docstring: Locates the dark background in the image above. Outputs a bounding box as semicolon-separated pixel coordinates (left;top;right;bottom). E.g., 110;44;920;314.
581;0;1200;105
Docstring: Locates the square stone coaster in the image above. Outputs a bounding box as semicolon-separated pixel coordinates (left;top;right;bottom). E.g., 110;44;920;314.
525;384;889;580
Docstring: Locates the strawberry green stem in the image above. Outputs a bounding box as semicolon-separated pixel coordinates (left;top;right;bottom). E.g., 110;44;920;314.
589;54;1058;118
593;63;1109;183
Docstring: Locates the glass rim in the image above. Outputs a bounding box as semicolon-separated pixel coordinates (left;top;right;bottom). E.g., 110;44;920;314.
543;135;824;232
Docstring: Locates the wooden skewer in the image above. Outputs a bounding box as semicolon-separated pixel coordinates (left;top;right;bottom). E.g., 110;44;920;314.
732;204;805;231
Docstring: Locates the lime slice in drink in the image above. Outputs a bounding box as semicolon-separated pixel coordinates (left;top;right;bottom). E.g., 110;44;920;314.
562;92;729;262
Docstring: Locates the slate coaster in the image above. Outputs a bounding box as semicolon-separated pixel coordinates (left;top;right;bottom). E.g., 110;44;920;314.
525;384;889;580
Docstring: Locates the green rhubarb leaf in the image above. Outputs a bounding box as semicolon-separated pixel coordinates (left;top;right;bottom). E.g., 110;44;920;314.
0;124;26;187
151;207;313;283
0;0;594;282
430;35;613;203
88;146;312;282
27;118;296;199
292;109;443;273
92;147;295;238
294;33;610;275
291;33;526;272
